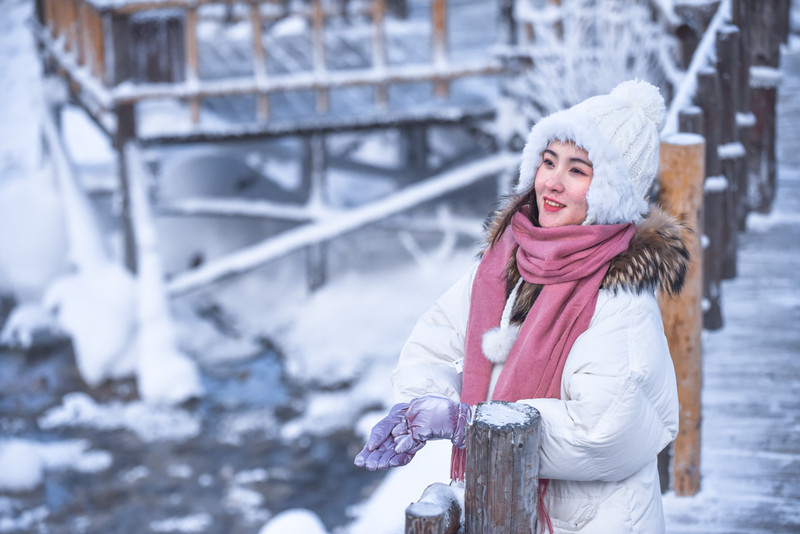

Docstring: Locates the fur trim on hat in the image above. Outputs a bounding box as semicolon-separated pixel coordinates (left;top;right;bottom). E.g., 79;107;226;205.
515;79;665;226
516;107;647;225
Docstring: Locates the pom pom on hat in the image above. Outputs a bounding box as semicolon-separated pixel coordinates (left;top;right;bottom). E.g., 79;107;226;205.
515;79;666;225
609;79;666;128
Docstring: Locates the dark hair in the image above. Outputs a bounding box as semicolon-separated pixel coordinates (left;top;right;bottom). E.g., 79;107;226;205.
489;184;540;248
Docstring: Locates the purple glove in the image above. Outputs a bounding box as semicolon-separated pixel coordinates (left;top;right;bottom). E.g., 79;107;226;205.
354;402;414;470
394;395;472;452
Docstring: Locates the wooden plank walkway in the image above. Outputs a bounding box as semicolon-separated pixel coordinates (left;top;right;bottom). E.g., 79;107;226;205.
662;46;800;534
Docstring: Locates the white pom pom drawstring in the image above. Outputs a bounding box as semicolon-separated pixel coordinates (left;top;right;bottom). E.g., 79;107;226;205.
481;278;524;364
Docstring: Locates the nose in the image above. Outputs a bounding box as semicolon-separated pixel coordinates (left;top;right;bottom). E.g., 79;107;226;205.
541;167;565;192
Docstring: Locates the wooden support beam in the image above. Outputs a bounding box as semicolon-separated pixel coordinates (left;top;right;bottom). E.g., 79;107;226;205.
431;0;449;98
657;134;705;497
465;401;541;533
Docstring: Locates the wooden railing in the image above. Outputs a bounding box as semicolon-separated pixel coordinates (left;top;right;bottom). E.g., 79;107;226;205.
32;0;506;142
648;0;790;500
405;402;542;534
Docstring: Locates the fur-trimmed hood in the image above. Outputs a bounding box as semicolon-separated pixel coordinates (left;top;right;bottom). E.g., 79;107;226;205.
483;203;690;324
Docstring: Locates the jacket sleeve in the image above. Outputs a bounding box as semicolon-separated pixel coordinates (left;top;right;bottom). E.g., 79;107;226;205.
391;265;476;403
518;290;679;482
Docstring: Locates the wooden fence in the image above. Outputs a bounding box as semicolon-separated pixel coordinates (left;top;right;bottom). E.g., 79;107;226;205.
657;0;789;498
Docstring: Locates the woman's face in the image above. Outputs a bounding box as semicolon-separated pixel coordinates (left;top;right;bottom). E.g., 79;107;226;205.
534;140;593;228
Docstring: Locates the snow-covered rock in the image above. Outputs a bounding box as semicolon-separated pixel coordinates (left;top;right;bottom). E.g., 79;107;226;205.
0;440;43;492
0;173;68;301
43;264;138;386
259;509;328;534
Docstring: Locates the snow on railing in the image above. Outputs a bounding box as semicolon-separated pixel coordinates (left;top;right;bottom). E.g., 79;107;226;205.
661;0;732;137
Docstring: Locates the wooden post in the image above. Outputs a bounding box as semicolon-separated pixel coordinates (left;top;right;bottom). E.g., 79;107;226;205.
657;134;705;497
405;482;461;534
716;25;742;277
741;0;783;214
250;1;269;120
431;0;449;97
372;0;389;109
302;134;328;291
310;0;329;113
115;104;138;273
184;4;201;123
678;106;722;331
465;401;541;533
749;68;780;213
400;124;429;177
695;69;725;328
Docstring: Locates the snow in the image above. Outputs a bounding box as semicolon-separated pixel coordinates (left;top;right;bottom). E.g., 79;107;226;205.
259;509;328;534
704;175;729;193
663;132;705;146
38;392;202;442
0;438;111;492
750;66;783;89
149;514;213;533
661;0;731;136
717;141;746;160
475;401;537;426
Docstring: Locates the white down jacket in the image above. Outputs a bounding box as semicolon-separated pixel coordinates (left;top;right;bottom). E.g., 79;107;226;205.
393;262;680;533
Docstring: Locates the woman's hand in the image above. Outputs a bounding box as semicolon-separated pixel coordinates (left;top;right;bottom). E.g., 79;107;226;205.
353;396;472;471
395;395;472;451
354;402;422;470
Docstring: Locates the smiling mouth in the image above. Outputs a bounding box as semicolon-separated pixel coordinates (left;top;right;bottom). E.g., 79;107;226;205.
543;198;565;209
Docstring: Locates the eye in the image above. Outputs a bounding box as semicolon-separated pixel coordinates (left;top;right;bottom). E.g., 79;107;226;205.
570;167;586;175
542;157;555;167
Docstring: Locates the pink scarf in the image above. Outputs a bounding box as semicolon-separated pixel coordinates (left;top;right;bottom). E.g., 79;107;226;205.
451;206;635;492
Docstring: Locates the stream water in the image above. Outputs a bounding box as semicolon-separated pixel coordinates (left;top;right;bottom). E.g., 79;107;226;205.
0;342;384;533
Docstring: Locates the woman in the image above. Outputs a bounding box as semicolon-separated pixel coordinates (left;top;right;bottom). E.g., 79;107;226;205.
354;80;688;533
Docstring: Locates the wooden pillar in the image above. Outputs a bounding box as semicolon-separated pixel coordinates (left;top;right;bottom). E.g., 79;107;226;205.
115;104;138;273
695;69;725;329
405;482;461;534
431;0;449;97
657;134;705;497
716;25;742;277
741;0;783;214
185;4;201;123
465;401;541;533
749;68;780;214
302;134;328;291
400;124;429;177
372;0;389;109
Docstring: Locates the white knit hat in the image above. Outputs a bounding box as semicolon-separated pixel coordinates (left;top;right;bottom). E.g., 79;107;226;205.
516;79;666;225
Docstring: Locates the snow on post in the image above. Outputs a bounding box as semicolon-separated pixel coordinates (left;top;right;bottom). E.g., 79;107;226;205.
464;401;541;533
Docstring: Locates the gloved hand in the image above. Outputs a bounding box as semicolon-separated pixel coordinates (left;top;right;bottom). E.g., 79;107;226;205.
354;434;426;471
354;402;415;470
393;395;472;452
